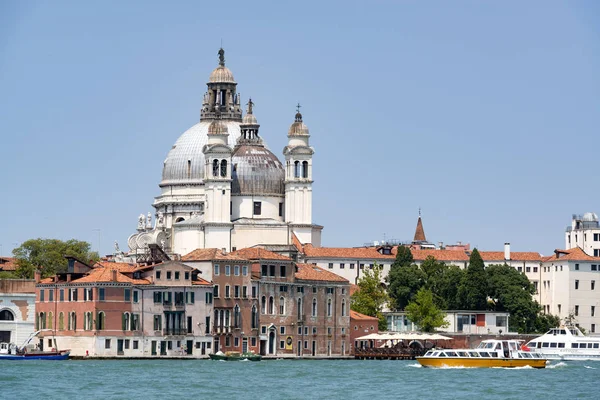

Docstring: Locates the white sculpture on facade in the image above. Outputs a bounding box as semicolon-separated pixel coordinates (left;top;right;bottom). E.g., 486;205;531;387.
146;212;152;229
137;214;146;230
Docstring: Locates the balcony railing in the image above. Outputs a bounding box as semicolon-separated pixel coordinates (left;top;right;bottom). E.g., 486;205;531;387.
297;314;305;323
163;328;187;336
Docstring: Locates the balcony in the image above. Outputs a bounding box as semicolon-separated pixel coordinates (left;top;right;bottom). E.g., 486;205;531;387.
163;328;187;336
297;314;306;323
214;326;231;334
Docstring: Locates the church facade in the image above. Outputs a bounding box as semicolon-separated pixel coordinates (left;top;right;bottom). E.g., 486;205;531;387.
126;49;322;258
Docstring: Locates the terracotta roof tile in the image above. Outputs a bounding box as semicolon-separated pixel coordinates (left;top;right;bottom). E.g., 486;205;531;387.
71;267;150;285
350;310;379;321
543;247;600;263
232;248;291;261
303;245;396;260
0;256;18;271
411;249;469;262
182;248;246;261
479;251;542;262
295;263;348;283
94;261;137;272
291;233;303;252
192;277;212;286
39;277;53;284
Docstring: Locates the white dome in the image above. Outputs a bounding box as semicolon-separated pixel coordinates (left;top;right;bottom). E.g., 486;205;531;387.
160;120;242;186
582;212;598;222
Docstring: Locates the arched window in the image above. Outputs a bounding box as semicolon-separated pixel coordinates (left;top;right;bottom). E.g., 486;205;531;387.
220;160;227;177
261;296;266;314
268;296;274;315
302;161;308;178
279;297;286;315
96;311;105;330
69;312;77;331
58;312;64;330
225;310;230;328
0;309;14;321
294;161;300;178
214;309;219;331
234;305;240;328
219;310;225;331
341;299;346;317
213;159;220;177
122;312;130;331
38;312;46;330
312;299;317;317
48;312;53;329
175;217;185;223
297;298;303;320
327;299;332;317
251;305;258;329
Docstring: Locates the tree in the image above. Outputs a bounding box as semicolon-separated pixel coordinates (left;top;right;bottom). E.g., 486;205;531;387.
420;256;464;309
351;264;389;330
405;288;449;332
12;238;99;278
387;264;425;310
486;263;557;333
393;245;414;268
457;248;488;310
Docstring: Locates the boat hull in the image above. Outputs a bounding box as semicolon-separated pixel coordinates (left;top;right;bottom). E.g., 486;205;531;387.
209;353;261;361
0;352;70;361
416;357;546;368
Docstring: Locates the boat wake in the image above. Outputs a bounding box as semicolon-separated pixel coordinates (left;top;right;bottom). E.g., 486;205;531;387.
406;363;422;368
547;362;568;369
584;365;596;369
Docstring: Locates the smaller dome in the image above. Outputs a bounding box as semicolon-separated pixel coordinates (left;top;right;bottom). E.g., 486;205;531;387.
288;109;309;136
242;113;258;125
209;65;235;83
208;120;228;135
582;212;598;222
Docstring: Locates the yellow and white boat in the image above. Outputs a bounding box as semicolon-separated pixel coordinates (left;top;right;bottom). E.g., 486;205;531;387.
416;339;547;368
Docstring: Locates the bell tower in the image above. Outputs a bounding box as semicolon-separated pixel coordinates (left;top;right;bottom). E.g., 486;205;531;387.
200;48;242;122
283;105;314;243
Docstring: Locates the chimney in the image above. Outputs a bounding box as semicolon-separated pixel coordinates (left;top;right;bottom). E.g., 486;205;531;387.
504;243;511;261
34;270;41;283
66;274;72;283
112;269;118;282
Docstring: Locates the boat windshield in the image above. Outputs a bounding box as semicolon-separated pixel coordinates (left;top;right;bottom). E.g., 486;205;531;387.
477;342;496;349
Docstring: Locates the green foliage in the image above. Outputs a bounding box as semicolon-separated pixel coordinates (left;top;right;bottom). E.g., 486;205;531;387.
420;256;464;309
387;264;425;310
0;271;18;279
533;313;561;334
351;264;389;330
392;246;414;268
457;249;488;310
405;288;449;332
12;238;99;279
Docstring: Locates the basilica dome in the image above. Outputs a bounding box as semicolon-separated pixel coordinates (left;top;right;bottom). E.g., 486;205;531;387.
160;120;241;186
209;65;235;83
231;145;285;196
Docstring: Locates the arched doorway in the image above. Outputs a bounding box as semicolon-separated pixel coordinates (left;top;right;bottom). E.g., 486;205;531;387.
268;329;276;355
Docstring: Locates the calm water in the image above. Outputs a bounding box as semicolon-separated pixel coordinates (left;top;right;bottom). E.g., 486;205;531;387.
3;359;599;399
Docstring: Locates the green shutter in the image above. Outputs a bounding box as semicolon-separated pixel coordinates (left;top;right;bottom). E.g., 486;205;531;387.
190;292;195;304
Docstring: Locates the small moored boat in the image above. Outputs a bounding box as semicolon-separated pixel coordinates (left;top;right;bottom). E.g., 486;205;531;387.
416;339;547;368
209;351;261;361
0;331;70;361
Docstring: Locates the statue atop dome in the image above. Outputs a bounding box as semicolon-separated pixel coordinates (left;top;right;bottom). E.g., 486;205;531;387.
218;48;225;66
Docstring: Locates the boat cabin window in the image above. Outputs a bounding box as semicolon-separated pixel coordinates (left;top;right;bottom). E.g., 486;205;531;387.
550;343;557;348
477;342;495;349
521;352;532;358
560;330;566;335
479;352;490;357
594;343;599;349
572;343;580;348
558;343;565;348
542;342;549;348
457;351;469;357
438;352;446;357
446;351;458;357
468;351;480;357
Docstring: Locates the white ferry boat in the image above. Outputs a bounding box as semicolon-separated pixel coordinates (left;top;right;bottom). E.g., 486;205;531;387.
525;326;600;361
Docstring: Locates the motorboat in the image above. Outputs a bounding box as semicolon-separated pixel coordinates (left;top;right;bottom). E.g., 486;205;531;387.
0;331;70;360
525;326;600;361
416;339;547;368
209;351;261;361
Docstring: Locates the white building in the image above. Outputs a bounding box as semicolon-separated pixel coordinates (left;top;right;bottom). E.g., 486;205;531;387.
0;280;35;346
565;213;600;257
386;311;510;334
124;49;322;259
540;247;600;334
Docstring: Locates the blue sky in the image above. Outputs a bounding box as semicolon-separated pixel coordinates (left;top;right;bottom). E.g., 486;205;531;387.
1;1;599;257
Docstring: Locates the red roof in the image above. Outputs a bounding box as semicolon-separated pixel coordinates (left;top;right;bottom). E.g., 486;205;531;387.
303;244;396;260
192;277;212;286
94;261;137;272
71;267;150;285
295;263;348;282
411;249;469;262
350;310;378;321
479;251;542;262
182;248;247;262
0;256;17;271
232;248;291;261
543;247;600;263
291;233;303;252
